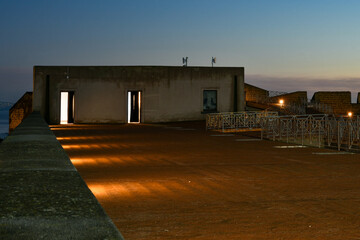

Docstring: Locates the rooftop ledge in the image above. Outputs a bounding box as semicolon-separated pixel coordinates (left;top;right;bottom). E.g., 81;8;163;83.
0;112;124;240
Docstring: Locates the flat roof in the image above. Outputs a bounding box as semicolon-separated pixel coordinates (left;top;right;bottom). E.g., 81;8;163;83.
52;122;360;239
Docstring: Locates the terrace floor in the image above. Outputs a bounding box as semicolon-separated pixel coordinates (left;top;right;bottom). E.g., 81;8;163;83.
51;122;360;240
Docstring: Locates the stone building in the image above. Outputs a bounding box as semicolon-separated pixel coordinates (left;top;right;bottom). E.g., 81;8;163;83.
33;66;245;124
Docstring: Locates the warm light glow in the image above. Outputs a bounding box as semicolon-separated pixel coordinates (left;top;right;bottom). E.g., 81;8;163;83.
138;91;141;123
70;158;97;165
86;180;195;199
60;92;68;124
87;184;108;197
279;99;284;105
127;92;131;123
348;112;353;117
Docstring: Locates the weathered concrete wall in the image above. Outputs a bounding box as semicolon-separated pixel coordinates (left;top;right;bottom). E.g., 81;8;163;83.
244;83;269;102
312;91;352;115
33;66;245;124
350;104;360;115
270;91;307;105
9;92;33;132
0;112;124;239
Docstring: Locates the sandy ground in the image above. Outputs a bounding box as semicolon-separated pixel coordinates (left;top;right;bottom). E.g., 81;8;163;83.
52;122;360;240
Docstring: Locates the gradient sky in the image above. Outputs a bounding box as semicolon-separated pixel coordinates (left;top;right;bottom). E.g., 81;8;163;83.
1;0;360;102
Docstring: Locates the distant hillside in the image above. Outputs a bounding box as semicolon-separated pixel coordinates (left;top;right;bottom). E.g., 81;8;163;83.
0;101;13;111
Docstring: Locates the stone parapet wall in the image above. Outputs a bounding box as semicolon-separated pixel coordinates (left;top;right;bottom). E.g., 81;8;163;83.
244;83;360;115
9;92;33;132
312;91;352;115
269;91;307;105
350;104;360;115
244;83;269;102
0;112;124;239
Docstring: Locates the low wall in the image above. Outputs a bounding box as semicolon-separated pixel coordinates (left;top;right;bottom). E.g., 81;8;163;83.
0;112;124;239
351;104;360;115
269;91;307;105
244;83;269;102
312;91;352;115
9;92;33;133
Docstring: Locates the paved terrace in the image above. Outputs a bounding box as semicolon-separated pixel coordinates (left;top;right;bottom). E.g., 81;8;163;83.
52;122;360;240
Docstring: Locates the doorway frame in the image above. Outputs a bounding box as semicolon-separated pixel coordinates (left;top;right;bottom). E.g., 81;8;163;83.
127;90;142;123
59;90;75;124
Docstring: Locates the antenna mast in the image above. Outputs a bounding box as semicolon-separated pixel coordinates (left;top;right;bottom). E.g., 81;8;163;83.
182;57;188;67
211;57;216;67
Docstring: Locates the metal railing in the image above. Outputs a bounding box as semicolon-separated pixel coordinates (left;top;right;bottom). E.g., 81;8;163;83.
261;115;360;151
261;114;328;147
206;111;278;131
308;102;334;115
207;111;360;152
282;103;306;115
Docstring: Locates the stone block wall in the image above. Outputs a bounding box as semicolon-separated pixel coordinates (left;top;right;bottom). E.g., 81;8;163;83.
9;92;33;132
244;83;269;102
244;83;360;115
350;104;360;115
311;91;352;115
270;91;307;105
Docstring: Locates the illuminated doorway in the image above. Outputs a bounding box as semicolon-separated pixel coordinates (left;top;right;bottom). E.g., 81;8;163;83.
60;91;74;124
127;91;141;123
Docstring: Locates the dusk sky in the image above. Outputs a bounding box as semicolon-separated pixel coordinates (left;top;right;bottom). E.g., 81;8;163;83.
1;0;360;102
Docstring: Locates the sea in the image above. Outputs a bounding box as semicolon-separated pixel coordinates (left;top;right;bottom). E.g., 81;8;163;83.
0;110;9;140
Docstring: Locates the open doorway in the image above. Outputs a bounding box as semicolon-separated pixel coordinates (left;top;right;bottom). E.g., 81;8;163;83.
60;91;74;124
127;91;141;123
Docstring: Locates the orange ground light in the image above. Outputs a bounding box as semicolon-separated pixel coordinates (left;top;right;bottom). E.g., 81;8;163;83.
52;122;360;240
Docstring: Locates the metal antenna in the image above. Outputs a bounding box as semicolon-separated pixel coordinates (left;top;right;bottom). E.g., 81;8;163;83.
66;66;70;79
182;57;188;67
211;57;216;67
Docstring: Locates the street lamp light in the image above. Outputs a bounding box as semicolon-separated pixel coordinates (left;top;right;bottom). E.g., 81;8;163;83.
279;99;284;107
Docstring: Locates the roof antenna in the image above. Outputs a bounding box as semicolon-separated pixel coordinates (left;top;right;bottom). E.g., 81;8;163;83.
211;57;216;67
182;57;188;67
66;66;70;79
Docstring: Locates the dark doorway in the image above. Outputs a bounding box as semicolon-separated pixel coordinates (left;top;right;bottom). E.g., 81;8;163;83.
68;91;74;123
128;91;141;123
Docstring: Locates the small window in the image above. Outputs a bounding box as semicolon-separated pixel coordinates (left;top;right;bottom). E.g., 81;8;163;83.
203;90;217;112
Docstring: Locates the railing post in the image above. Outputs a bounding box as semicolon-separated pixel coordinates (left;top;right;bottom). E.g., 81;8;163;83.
318;120;321;148
309;117;312;144
222;115;224;133
337;121;341;151
327;120;331;147
301;121;304;145
348;120;351;150
286;120;289;143
279;120;282;141
206;115;208;131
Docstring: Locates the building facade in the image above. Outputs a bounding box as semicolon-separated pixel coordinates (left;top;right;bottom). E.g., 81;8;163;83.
33;66;245;124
